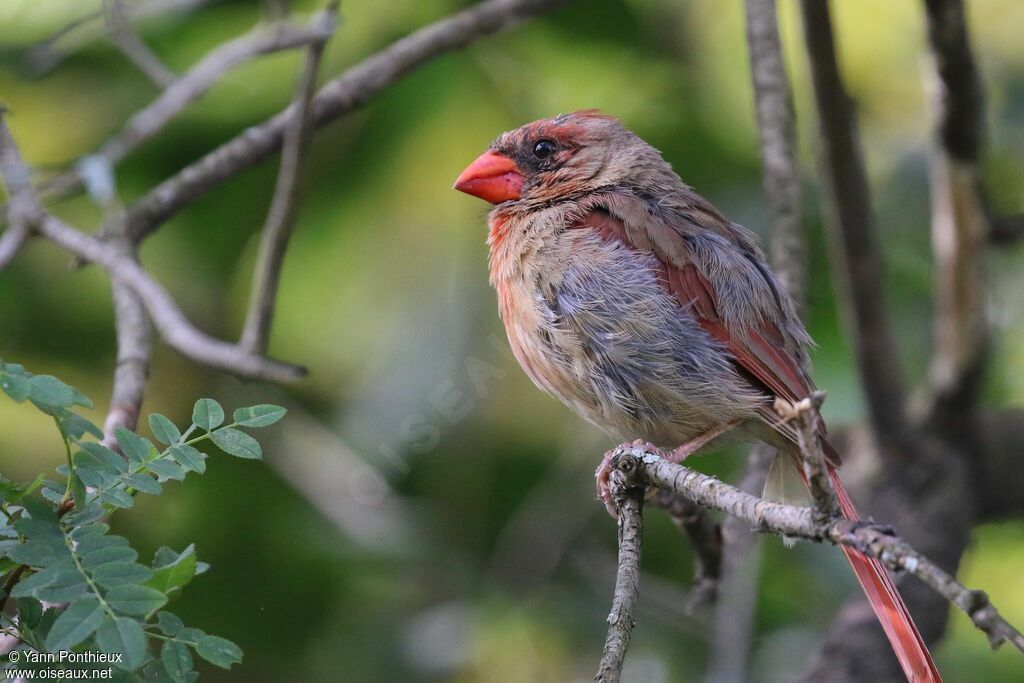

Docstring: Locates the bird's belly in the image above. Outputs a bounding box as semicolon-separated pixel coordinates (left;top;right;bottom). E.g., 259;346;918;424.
496;237;760;447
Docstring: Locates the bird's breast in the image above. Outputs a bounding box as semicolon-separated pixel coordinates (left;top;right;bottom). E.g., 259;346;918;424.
490;224;760;445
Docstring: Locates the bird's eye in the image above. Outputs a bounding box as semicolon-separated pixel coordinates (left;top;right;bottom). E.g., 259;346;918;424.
533;139;557;159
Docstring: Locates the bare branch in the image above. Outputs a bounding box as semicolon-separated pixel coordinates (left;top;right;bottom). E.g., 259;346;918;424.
101;276;152;448
35;214;306;382
922;0;990;421
23;0;214;77
0;108;39;271
649;489;722;611
743;0;805;307
122;0;570;242
43;8;338;200
104;0;178;88
799;0;909;450
607;444;1024;653
775;391;840;520
596;457;645;683
240;3;337;355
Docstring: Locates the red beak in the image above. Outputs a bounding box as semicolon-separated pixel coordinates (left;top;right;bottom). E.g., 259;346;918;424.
453;150;524;204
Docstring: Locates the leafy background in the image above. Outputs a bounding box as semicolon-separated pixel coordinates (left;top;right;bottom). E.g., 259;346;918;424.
1;0;1022;680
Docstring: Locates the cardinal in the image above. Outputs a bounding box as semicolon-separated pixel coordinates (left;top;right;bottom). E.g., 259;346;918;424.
454;111;940;682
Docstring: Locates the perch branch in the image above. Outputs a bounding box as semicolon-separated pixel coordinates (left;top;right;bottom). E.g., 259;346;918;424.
922;0;990;421
595;457;645;683
603;444;1024;653
743;0;805;307
122;0;570;242
102;267;152;448
799;0;909;451
775;391;840;520
240;3;336;355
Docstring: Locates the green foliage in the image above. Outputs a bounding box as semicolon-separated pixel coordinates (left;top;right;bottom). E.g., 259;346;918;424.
0;359;286;679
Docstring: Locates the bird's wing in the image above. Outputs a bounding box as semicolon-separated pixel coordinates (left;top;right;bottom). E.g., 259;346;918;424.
570;194;823;443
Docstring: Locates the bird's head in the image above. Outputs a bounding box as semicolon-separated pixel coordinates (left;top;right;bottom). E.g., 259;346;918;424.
454;110;666;205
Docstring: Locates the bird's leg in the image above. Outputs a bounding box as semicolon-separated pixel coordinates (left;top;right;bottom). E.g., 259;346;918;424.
595;421;742;518
662;420;742;464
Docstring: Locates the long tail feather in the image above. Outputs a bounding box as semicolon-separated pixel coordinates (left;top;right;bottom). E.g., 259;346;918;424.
825;465;942;682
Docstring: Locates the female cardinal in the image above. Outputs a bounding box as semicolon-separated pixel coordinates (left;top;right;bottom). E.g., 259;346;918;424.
454;111;940;682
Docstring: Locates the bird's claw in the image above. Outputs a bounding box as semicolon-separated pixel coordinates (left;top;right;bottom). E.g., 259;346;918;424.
596;441;664;519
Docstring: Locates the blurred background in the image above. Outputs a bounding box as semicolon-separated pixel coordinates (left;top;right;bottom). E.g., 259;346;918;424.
1;0;1022;680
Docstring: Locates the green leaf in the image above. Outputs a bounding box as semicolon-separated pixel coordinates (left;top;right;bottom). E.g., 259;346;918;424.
61;414;104;441
10;562;73;598
36;569;89;603
92;562;154;588
28;375;75;407
97;616;146;671
161;639;193;683
192;399;224;431
0;371;30;401
168;445;205;474
81;442;128;474
45;597;105;651
76;532;128;557
124;473;161;495
0;473;45;504
195;634;242;669
116;428;155;467
7;538;69;567
156;611;184;636
100;488;134;509
147;458;186;482
106;584;167;616
232;405;287;428
17;597;43;629
209;428;261;460
147;546;197;594
70;470;87;509
149;414;181;446
82;544;137;568
14;511;61;540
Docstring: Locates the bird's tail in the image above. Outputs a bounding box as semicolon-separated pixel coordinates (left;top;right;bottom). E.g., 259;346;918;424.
825;464;942;682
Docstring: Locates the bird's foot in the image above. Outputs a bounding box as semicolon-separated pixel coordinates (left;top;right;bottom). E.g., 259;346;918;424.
595;440;665;518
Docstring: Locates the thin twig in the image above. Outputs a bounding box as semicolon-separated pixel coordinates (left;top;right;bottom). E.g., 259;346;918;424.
0;107;38;271
775;391;840;520
23;0;214;77
122;0;570;242
607;445;1024;653
743;0;804;307
101;275;152;449
799;0;909;451
0;111;303;382
104;0;178;88
240;2;337;355
595;456;645;683
43;9;338;201
35;214;306;382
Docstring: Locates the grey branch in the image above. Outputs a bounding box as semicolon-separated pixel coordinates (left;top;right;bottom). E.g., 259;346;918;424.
122;0;570;242
604;443;1024;654
595;459;645;683
775;392;840;520
743;0;805;307
35;214;306;382
0;110;36;271
23;0;214;77
102;277;152;448
922;0;990;420
799;0;909;451
240;3;337;355
104;0;178;88
648;488;721;611
44;8;338;200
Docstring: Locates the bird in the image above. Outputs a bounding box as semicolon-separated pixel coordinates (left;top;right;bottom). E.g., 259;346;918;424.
453;110;940;682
